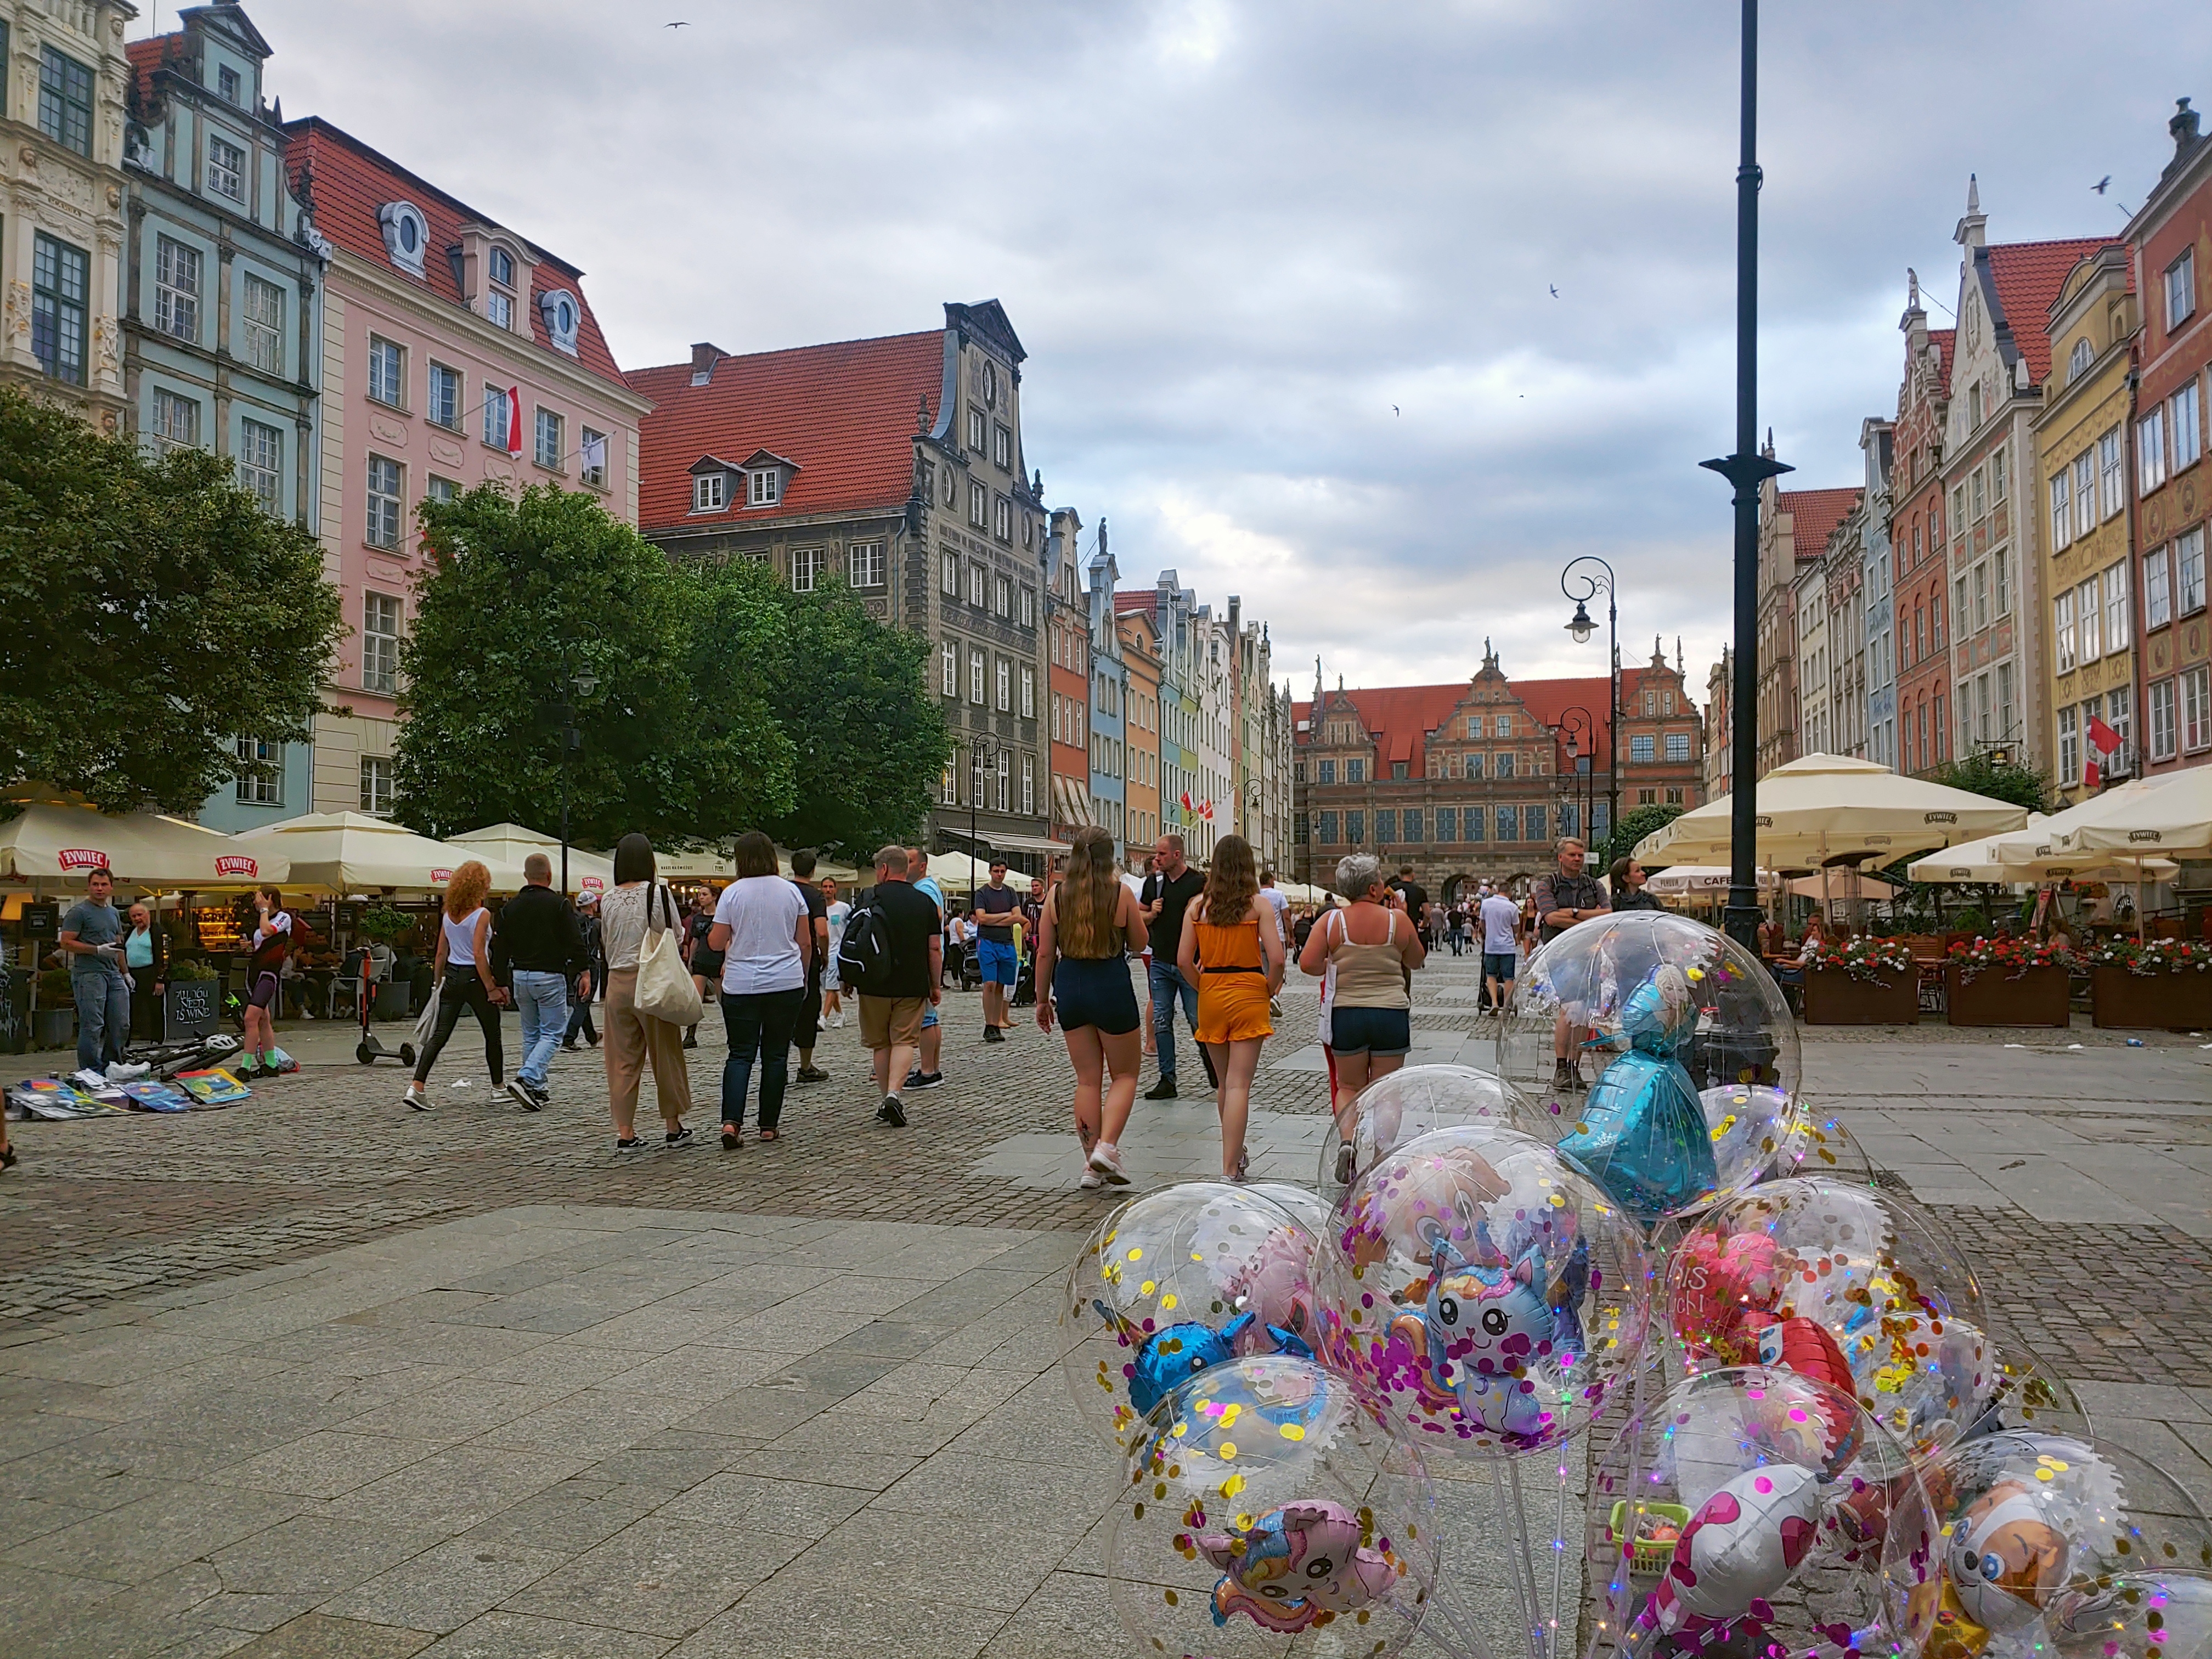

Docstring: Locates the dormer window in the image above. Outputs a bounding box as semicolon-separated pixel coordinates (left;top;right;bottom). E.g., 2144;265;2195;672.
377;202;428;277
2068;338;2092;381
693;472;726;512
488;246;514;287
217;65;241;104
539;290;580;356
206;135;245;202
748;469;781;506
484;246;516;328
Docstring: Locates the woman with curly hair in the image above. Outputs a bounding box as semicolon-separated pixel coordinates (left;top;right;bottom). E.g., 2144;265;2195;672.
402;860;506;1110
1175;833;1284;1181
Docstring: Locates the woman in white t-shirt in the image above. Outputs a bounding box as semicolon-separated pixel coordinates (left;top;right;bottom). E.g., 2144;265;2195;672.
403;862;505;1110
707;831;812;1148
821;879;852;1026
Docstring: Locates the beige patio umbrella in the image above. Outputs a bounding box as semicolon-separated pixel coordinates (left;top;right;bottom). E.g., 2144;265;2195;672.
449;823;617;896
1905;819;2177;884
1640;865;1778;897
236;813;527;895
2044;769;2211;859
927;853;1034;896
651;845;862;886
0;783;289;889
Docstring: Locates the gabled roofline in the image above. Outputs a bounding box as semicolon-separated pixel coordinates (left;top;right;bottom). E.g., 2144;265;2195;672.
183;1;276;61
946;300;1025;365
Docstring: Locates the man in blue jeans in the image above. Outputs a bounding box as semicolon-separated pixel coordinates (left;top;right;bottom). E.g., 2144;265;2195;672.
1141;833;1209;1099
58;868;130;1072
490;853;588;1111
972;860;1021;1042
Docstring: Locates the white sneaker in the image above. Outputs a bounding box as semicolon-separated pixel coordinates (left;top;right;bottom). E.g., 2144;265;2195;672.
1079;1170;1104;1189
402;1084;429;1110
1087;1143;1130;1186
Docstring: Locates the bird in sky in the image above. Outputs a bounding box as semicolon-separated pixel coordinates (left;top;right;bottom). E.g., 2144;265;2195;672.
1392;405;1400;416
2092;175;2111;194
666;20;689;28
1549;285;1560;298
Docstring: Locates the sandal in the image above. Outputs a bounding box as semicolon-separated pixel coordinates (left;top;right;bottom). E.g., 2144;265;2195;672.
1;1144;17;1172
757;1127;779;1143
721;1126;743;1150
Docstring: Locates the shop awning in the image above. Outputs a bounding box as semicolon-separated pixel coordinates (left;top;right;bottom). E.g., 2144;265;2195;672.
0;783;289;889
984;831;1074;856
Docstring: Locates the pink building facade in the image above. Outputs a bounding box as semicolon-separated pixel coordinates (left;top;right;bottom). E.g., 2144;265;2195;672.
286;117;648;816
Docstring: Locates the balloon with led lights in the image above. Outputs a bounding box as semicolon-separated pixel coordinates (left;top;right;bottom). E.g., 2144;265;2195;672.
1314;1062;1543;1202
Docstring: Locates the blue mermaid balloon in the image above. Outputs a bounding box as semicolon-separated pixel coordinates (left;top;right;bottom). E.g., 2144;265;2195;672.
1558;963;1719;1217
1093;1301;1314;1418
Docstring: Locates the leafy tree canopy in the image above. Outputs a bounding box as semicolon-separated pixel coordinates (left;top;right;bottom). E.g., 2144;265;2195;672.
0;388;342;812
1603;803;1683;868
1928;752;2052;815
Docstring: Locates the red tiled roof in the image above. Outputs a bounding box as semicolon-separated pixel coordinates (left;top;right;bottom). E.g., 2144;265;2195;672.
126;35;174;105
1777;488;1861;560
1293;669;1672;776
1984;238;2120;384
281;117;630;393
627;332;944;534
1929;328;1956;388
1114;591;1157;618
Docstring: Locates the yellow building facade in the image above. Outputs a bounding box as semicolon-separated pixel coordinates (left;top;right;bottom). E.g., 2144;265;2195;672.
2033;245;2138;805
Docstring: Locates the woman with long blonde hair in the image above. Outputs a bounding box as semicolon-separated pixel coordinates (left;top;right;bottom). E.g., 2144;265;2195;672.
1036;827;1148;1189
402;860;507;1110
1175;833;1283;1181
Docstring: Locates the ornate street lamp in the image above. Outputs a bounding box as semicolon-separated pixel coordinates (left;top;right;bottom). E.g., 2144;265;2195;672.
968;733;1006;893
1560;557;1619;845
1556;706;1596;848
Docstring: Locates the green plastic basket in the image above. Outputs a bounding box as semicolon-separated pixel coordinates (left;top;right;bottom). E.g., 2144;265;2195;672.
1607;1500;1690;1578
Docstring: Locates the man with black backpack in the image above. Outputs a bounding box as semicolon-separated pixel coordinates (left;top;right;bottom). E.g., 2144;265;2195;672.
843;844;941;1128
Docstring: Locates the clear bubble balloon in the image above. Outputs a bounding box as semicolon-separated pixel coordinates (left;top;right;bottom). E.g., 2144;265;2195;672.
1668;1177;2017;1459
1246;1181;1336;1239
1314;1124;1652;1459
1063;1183;1325;1452
1699;1083;1876;1198
1586;1365;1928;1659
1502;913;1801;1220
1885;1431;2212;1659
1315;1062;1544;1203
1108;1352;1441;1658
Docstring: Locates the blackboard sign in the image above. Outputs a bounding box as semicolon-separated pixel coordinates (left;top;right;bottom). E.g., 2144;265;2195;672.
165;976;222;1041
23;904;58;941
0;969;26;1056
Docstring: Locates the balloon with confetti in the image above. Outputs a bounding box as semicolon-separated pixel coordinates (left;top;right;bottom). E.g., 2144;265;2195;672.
1315;1062;1544;1202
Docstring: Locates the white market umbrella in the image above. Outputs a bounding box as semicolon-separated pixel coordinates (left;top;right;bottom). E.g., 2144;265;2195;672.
1641;865;1778;897
2044;769;2212;860
0;783;288;890
238;812;527;895
450;822;617;897
1906;817;2177;885
1635;753;2030;870
927;853;1034;896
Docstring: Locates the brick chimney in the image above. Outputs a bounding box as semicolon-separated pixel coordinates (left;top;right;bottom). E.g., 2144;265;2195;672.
689;342;726;386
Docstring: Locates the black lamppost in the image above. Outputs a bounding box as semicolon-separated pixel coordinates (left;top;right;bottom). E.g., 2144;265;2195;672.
554;666;599;898
968;733;1006;893
1700;0;1792;951
1557;707;1596;847
1561;557;1620;847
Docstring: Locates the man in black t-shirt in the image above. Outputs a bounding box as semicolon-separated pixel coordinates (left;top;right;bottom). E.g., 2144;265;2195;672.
973;861;1020;1040
855;844;941;1128
1391;866;1431;950
789;849;831;1084
1141;833;1208;1099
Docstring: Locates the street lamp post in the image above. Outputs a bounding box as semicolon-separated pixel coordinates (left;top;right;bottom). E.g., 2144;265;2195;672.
1561;558;1620;848
1557;707;1596;847
1700;0;1793;951
968;733;1006;895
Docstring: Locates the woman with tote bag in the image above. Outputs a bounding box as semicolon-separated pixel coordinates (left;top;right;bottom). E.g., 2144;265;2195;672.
596;834;697;1150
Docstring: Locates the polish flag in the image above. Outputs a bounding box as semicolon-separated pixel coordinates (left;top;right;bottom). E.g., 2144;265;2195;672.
2086;714;2121;754
505;387;523;457
1180;791;1194;815
2083;757;2102;791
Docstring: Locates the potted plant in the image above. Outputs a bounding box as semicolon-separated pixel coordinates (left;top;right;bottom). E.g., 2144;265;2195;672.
2087;938;2212;1031
33;967;77;1051
1802;937;1920;1025
1943;936;2071;1028
163;957;224;1041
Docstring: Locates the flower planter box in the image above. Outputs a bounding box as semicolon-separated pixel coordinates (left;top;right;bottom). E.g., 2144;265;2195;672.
1802;966;1918;1025
1943;963;2070;1028
2091;965;2212;1031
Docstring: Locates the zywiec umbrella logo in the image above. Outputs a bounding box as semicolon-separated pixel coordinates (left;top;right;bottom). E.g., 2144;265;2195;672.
215;856;259;878
1923;811;1958;824
2128;829;2163;843
582;877;604;893
57;849;110;871
430;868;454;883
1753;815;1773;828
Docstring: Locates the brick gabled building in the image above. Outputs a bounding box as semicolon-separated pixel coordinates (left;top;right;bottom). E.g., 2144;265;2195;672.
629;302;1062;866
1292;643;1702;896
1754;477;1861;777
1892;275;1957;776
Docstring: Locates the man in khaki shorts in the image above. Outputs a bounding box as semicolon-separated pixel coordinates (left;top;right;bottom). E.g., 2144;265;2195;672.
854;844;943;1128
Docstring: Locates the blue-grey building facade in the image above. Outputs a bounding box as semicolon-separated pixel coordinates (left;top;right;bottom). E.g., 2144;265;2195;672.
121;2;325;831
1086;524;1128;864
1860;416;1898;770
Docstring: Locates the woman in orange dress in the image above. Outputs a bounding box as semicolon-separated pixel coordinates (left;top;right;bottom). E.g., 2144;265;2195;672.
1176;834;1285;1181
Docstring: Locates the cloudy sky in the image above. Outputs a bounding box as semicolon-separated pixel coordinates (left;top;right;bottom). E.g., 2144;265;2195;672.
196;1;2208;704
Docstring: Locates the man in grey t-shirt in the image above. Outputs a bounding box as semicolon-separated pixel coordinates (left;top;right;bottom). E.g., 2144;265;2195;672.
58;868;130;1070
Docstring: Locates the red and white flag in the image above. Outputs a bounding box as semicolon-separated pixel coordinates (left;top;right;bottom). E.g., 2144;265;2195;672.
2086;714;2121;755
1180;791;1194;815
1198;799;1215;822
505;387;523;458
2083;757;2102;791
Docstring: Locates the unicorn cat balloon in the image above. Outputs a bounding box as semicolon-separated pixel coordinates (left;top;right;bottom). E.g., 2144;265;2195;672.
1093;1301;1312;1419
1195;1499;1399;1633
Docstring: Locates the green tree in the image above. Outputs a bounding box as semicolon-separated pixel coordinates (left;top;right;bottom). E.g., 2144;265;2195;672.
754;575;950;861
394;483;793;847
1602;803;1683;868
0;387;342;811
1928;752;2052;814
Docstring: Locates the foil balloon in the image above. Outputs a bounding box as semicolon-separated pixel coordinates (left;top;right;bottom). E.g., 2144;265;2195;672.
1406;1240;1562;1436
1093;1302;1312;1418
1559;965;1720;1217
1669;1229;1788;1363
1195;1499;1399;1633
1748;1313;1863;1466
1645;1463;1824;1641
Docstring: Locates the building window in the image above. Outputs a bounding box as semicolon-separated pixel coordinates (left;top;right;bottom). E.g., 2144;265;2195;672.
941;549;959;595
1318;811;1339;844
1021;586;1036;629
425;476;458;505
994;574;1011;616
1629;733;1655;764
995;659;1011;712
1525;804;1547;842
2105;562;2131;652
1316;758;1336;784
968;562;986;606
2068;338;2092;381
2185;667;2212;754
968;482;988;528
483;385;511;449
994;496;1012;541
365;455;403;548
2166;247;2197;333
2077;577;2101;662
992;423;1012;469
217;63;242;103
1021;665;1035;718
2054;590;2076;674
1402;808;1423;843
1434;806;1457;843
1391;761;1408;781
2181;528;2207;616
579;428;607;489
149;390;200;455
1345;757;1365;783
941;640;957;696
2149;679;2177;760
1346;810;1364;846
2140;407;2168;495
1375;810;1397;845
206;134;245;202
363;592;402;695
789;546;823;592
995;752;1009;814
969;648;985;704
38;47;94;155
1665;731;1690;763
748;468;781;506
155;236;202;342
2176;381;2204;473
539;290;580;354
1463;804;1485;842
2058;706;2079;787
2146;547;2171;628
967;407;986;452
413;364;456;432
2096;426;2122;520
30;233;89;385
238;419;281;512
848;542;885;588
534;408;562;470
1496;805;1517;842
360;336;407;408
235;274;285;374
693;472;725;513
359;755;394;816
1464;752;1483;778
235;736;281;806
1021;753;1035;816
2048;470;2071;550
1638;787;1658;806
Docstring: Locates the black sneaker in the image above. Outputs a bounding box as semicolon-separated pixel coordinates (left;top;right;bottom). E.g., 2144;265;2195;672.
615;1137;643;1151
1144;1077;1178;1101
907;1071;944;1091
983;1025;1005;1044
665;1127;696;1149
505;1080;542;1111
795;1066;830;1084
903;1068;927;1091
1335;1143;1356;1185
876;1095;907;1127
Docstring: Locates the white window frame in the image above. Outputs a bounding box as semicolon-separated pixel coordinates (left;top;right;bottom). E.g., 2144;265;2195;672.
941;640;957;696
2174;380;2203;473
1021;754;1035;816
2073;452;2096;539
848;542;885;588
2077;577;2101;662
2140;407;2168;495
425;362;459;430
2053;590;2076;674
367;335;403;408
968;562;985;606
1020;664;1035;718
995;574;1011;616
2180;527;2208;616
235;736;281;806
241;274;283;373
362;592;402;696
579;427;606;489
149;389;199;455
155;235;201;342
2166;247;2196;333
365;455;403;549
358;755;394;817
967;407;986;452
1021;586;1035;628
2146;546;2172;629
2149;678;2178;760
206;133;245;202
534;407;562;471
2185;665;2212;754
483;385;510;449
425;475;458;505
994;496;1012;541
995;751;1009;814
693;472;725;513
2049;471;2070;550
968;482;987;528
941;549;958;595
2105;561;2131;652
969;648;985;704
790;546;823;592
748;468;781;506
1665;731;1690;763
2100;426;2124;518
992;423;1011;468
995;658;1010;713
238;417;281;512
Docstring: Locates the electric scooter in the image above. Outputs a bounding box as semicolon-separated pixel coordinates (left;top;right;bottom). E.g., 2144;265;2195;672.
352;949;415;1067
